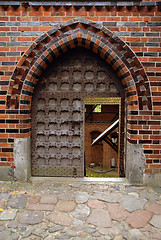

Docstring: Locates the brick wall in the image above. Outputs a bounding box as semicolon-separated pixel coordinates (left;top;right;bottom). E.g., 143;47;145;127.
85;123;118;170
0;1;161;177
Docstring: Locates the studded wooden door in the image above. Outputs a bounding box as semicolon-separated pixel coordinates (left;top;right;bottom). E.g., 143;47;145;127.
31;48;124;176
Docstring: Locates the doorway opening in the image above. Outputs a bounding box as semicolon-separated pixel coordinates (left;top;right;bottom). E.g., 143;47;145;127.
84;97;124;178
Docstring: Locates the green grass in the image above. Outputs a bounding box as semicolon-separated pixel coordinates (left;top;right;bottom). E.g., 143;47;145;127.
86;169;118;178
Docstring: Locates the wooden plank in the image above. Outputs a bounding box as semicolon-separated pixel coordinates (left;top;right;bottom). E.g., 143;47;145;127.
91;119;119;146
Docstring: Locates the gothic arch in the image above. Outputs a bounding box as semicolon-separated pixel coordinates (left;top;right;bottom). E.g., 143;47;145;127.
6;18;152;111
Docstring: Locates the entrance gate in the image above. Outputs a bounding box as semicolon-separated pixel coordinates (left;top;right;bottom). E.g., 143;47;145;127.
31;48;124;176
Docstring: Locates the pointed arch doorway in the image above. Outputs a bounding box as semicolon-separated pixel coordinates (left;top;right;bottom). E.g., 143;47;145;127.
31;48;125;177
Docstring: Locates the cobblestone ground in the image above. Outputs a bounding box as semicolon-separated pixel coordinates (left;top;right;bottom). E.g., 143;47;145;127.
0;178;161;240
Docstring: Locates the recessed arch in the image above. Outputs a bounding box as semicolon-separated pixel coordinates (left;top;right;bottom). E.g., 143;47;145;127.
6;18;152;111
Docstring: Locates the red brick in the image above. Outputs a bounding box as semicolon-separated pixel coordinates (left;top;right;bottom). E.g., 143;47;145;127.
149;164;161;169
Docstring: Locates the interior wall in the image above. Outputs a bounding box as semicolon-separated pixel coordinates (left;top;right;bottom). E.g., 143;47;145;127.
85;124;118;170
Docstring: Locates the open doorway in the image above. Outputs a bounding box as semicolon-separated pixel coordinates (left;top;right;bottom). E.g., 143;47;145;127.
84;97;124;178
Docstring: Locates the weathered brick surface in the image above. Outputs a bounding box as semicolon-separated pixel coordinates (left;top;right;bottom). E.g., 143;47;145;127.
0;1;161;176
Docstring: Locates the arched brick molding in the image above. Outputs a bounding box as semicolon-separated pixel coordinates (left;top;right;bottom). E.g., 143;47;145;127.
6;18;152;112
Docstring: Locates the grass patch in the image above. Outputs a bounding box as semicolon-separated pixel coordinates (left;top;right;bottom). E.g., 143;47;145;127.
86;169;118;178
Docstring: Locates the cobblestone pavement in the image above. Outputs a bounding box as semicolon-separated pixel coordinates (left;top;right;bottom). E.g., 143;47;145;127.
0;177;161;240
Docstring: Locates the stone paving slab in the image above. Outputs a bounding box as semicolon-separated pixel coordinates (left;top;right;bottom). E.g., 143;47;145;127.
120;196;147;212
149;215;161;229
107;203;128;221
87;209;112;227
8;194;27;209
126;210;152;228
29;195;41;204
58;192;74;201
0;179;161;239
17;211;44;225
0;193;10;201
87;200;105;209
0;209;18;220
75;192;89;204
72;204;90;219
26;203;54;211
145;203;161;214
47;211;72;226
40;194;57;204
55;200;76;212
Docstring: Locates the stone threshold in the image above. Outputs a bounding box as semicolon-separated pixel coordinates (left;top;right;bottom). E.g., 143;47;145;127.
30;176;128;184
